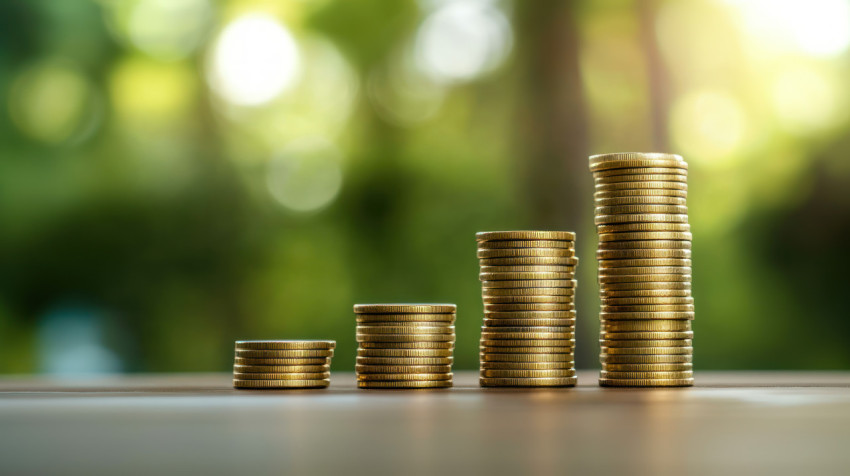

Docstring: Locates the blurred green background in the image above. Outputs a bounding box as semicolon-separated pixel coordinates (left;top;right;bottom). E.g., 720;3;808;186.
1;0;849;374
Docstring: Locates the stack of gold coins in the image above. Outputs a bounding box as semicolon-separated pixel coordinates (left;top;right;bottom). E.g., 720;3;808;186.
476;231;578;387
589;152;694;387
354;304;455;389
233;340;335;389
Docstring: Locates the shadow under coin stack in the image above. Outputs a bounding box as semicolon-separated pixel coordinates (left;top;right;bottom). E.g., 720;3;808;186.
476;231;578;387
233;340;335;389
590;152;694;387
355;304;456;389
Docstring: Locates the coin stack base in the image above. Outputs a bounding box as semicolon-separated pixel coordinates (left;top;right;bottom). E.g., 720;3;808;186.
590;153;694;387
476;231;578;387
355;304;455;389
233;340;335;389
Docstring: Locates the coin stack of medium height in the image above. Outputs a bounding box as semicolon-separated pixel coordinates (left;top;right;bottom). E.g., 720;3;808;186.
476;231;578;387
233;340;335;389
589;152;694;387
354;304;456;389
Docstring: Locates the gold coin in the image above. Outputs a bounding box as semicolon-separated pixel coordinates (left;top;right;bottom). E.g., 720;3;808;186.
597;249;691;260
357;380;452;389
480;376;577;387
599;232;692;242
357;341;454;349
483;287;575;296
234;340;335;350
603;363;692;372
353;304;456;314
233;379;329;389
356;325;455;335
599;241;692;250
234;357;329;366
357;373;452;381
599;281;691;291
601;354;692;364
599;258;692;269
481;353;575;362
600;339;692;348
356;313;456;323
593;166;688;177
602;346;693;355
481;338;575;347
357;348;453;358
594;189;688;199
603;320;691;332
482;369;577;378
484;303;574;312
595;205;688;216
480;361;575;370
235;349;333;358
599;378;693;387
481;331;575;340
595;214;689;225
356;334;456;343
600;289;692;298
356;356;453;366
600;311;694;320
355;364;452;374
600;266;691;276
589;152;685;169
597;223;691;234
477;248;576;259
480;257;579;267
482;279;577;289
602;296;693;305
601;370;693;379
233;364;329;373
234;372;331;380
595;196;688;207
483;318;576;327
600;331;693;340
595;181;688;192
481;345;575;354
480;272;575;281
599;274;692;284
595;173;688;184
477;240;575;249
485;310;576;319
476;231;576;242
479;265;576;274
483;295;574;304
602;304;695;313
481;325;575;333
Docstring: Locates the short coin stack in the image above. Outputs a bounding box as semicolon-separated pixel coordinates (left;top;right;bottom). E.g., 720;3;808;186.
233;340;335;389
355;304;455;389
589;152;694;387
476;231;578;387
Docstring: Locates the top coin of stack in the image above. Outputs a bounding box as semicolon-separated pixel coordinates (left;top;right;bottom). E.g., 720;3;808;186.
589;153;694;387
355;304;455;389
476;231;578;387
233;340;335;389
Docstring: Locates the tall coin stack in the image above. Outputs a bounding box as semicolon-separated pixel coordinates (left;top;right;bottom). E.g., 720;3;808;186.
590;152;694;387
476;231;578;387
233;340;335;389
355;304;455;389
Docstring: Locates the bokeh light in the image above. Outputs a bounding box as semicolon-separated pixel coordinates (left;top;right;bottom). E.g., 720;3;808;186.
725;0;850;57
670;90;749;167
771;65;845;135
116;0;212;61
109;56;196;125
8;59;100;145
266;137;343;213
208;13;300;106
414;0;512;84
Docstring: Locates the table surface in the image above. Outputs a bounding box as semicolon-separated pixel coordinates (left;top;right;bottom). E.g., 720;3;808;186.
1;371;849;475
